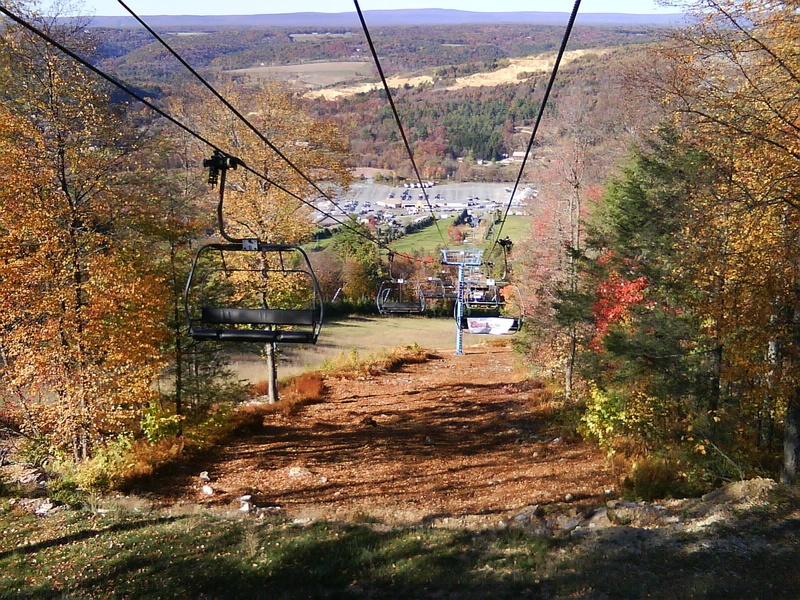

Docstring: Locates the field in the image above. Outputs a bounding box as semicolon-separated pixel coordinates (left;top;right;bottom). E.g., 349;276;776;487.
230;314;473;382
304;48;610;100
226;60;374;88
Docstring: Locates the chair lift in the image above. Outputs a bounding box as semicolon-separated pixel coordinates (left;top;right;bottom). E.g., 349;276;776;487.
375;251;424;314
184;151;323;344
458;278;524;334
418;276;447;310
376;278;424;314
457;239;524;335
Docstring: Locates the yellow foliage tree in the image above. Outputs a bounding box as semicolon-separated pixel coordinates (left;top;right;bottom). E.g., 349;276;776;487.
0;11;169;461
654;0;800;482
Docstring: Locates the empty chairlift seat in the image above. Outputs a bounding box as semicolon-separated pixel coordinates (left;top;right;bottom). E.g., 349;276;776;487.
376;279;424;314
184;242;323;344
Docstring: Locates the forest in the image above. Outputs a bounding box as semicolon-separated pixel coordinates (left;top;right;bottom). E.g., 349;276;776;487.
0;0;799;504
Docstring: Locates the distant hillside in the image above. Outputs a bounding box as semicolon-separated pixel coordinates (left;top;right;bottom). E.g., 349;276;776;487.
88;9;685;29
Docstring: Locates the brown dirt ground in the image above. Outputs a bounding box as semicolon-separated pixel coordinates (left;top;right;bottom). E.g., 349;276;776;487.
144;345;617;527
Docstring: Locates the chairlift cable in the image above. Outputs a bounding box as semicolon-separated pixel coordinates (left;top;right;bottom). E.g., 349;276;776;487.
116;0;353;214
353;0;446;246
0;4;389;253
114;1;431;267
488;0;582;262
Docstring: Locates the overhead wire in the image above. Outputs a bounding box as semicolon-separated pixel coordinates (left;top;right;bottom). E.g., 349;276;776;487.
487;0;583;262
0;3;389;251
116;0;354;217
352;0;446;246
114;0;430;266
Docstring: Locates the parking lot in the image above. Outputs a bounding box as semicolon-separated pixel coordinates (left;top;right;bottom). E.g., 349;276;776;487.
315;180;535;226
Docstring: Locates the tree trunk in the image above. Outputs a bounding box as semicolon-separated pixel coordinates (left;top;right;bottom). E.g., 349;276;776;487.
265;342;279;404
174;334;183;435
781;393;799;484
565;327;576;401
785;301;800;484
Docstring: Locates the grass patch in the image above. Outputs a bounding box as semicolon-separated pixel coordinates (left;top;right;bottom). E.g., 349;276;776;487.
319;343;435;379
0;509;550;599
389;217;457;255
1;503;797;599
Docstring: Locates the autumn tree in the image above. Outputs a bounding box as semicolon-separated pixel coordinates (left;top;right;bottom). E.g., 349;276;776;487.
0;7;169;460
650;0;800;483
518;63;653;394
181;81;353;400
331;222;385;303
569;128;731;467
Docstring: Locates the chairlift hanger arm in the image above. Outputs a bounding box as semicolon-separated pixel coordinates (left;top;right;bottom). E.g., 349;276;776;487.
203;150;247;244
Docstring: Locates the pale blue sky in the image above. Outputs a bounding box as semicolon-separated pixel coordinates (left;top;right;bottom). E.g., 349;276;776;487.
85;1;681;16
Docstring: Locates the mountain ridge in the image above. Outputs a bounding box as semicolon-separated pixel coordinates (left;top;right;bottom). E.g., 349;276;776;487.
87;8;684;28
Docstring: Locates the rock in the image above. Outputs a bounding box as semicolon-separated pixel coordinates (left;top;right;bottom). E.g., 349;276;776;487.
555;515;582;533
201;485;214;496
564;493;575;502
34;499;56;516
702;477;778;506
581;508;614;530
288;466;312;478
513;504;542;522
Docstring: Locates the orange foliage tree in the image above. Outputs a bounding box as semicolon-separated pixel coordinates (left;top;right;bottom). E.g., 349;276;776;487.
653;0;800;483
0;11;169;461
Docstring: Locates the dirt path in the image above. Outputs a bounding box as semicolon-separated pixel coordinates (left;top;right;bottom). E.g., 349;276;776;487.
152;346;616;527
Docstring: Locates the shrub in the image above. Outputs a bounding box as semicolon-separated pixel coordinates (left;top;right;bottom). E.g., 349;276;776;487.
321;344;432;379
70;434;134;492
579;383;627;457
623;456;686;500
247;373;328;417
141;401;185;443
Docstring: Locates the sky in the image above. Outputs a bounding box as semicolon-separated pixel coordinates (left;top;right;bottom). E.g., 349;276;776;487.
84;1;681;17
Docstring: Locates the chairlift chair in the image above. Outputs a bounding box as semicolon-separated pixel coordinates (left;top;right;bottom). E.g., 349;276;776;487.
376;278;424;314
457;279;524;334
184;241;323;344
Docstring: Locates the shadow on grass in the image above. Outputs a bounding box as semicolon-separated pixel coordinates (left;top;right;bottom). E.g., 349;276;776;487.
542;517;800;599
2;508;797;599
0;515;184;560
66;521;549;600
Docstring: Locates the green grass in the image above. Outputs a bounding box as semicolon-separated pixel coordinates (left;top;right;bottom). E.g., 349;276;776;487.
229;315;474;381
1;501;797;599
389;217;457;255
0;508;549;599
492;215;532;245
306;214;530;258
389;215;531;256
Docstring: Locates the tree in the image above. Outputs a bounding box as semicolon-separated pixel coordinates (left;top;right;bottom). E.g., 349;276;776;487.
518;70;652;395
570;127;725;464
652;0;800;483
0;9;169;460
331;222;384;302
